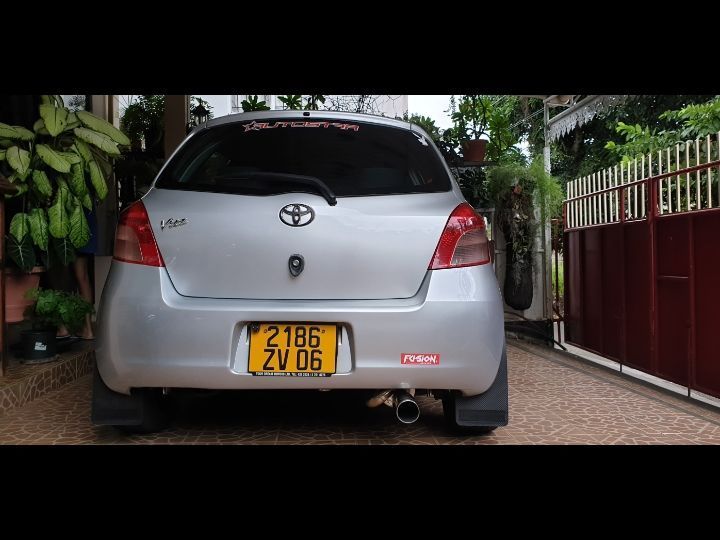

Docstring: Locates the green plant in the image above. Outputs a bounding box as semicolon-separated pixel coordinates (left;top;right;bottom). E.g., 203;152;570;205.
450;95;493;141
305;95;326;110
25;287;94;333
278;95;303;110
407;114;441;140
1;95;129;271
120;95;165;154
241;95;271;112
486;159;563;310
190;96;214;121
605;97;720;163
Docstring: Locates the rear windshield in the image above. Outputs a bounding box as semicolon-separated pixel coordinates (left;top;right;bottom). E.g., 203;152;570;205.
155;118;451;197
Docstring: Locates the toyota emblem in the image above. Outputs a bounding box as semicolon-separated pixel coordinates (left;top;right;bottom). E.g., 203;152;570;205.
279;204;315;227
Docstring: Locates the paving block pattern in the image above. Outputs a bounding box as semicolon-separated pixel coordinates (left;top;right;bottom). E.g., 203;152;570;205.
1;341;720;444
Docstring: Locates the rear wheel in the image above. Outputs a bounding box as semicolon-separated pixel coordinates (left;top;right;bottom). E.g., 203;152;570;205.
442;396;497;435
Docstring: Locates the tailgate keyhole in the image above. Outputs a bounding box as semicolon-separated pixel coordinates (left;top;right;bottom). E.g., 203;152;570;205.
289;254;305;277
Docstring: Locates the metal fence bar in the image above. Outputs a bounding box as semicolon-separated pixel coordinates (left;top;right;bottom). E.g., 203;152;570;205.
676;144;681;212
659;150;664;215
564;180;575;228
614;165;619;221
603;169;608;223
584;176;588;227
667;147;673;213
695;138;701;210
593;172;598;225
686;140;692;211
641;154;647;218
707;134;713;208
634;158;639;219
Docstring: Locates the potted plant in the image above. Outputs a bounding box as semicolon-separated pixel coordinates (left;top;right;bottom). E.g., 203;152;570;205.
450;95;493;163
21;288;94;362
0;95;128;319
241;95;271;112
486;160;563;311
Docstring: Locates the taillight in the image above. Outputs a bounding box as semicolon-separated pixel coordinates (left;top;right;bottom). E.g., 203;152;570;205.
113;201;164;267
429;203;490;269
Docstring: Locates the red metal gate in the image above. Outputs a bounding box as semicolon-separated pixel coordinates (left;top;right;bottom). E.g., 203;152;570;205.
563;136;720;398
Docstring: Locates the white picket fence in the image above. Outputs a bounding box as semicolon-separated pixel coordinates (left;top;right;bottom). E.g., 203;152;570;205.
565;133;720;229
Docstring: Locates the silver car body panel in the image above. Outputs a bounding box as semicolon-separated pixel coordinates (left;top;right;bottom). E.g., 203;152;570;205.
96;111;505;399
96;263;504;396
146;189;458;300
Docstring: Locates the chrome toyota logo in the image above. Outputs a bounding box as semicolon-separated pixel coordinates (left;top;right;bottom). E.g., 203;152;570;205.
279;204;315;227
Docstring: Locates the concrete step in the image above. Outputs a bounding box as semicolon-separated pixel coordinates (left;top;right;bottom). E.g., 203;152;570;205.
0;342;95;416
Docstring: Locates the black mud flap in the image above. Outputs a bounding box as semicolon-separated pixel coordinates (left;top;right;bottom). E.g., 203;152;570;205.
91;364;163;427
453;347;509;427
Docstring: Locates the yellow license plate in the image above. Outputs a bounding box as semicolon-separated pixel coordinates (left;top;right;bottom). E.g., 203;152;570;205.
249;323;338;377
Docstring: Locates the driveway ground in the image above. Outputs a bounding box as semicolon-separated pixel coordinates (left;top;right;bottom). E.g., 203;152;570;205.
1;340;719;444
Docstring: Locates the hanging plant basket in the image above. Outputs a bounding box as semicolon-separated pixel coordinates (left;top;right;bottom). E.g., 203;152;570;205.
504;246;533;311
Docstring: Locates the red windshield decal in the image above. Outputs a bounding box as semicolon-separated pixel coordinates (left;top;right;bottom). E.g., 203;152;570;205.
242;120;360;132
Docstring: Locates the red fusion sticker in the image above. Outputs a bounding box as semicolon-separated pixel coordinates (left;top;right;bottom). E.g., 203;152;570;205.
401;353;440;365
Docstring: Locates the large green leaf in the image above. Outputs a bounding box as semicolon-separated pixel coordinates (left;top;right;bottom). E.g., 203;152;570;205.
69;203;90;249
52;236;76;265
8;183;28;197
39;105;69;137
31;170;53;200
28;208;49;250
88;160;108;200
89;146;113;176
4;178;27;197
12;126;35;141
65;112;81;130
6;234;36;272
56;150;82;165
0;139;14;148
0;149;5;161
48;193;70;238
6;146;31;176
73;127;120;155
67;163;88;198
10;213;31;242
33;118;50;136
36;144;72;173
72;139;93;164
81;193;93;211
64;189;77;213
76;111;130;146
0;123;21;139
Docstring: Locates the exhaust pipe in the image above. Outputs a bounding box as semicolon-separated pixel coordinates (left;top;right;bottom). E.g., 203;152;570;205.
394;390;420;424
366;390;420;424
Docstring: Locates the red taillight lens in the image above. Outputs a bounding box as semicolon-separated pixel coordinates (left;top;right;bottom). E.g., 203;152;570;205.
113;201;164;267
429;203;490;269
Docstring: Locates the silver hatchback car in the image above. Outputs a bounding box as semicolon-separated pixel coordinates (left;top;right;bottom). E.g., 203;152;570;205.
92;111;507;433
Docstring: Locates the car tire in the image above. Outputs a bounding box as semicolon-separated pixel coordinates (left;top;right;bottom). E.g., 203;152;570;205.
91;364;171;434
442;397;497;435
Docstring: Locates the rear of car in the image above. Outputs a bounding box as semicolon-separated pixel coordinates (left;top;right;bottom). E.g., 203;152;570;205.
92;111;507;433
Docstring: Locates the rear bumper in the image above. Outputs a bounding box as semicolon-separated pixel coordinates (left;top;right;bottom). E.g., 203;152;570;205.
96;263;505;396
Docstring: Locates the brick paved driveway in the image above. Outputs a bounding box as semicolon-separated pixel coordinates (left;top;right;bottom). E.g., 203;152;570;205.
1;340;720;444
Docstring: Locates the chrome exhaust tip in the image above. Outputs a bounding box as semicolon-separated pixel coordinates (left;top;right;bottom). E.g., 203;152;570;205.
394;390;420;424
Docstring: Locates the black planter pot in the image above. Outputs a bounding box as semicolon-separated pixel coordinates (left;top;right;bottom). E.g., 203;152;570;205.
21;329;58;362
504;247;533;311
